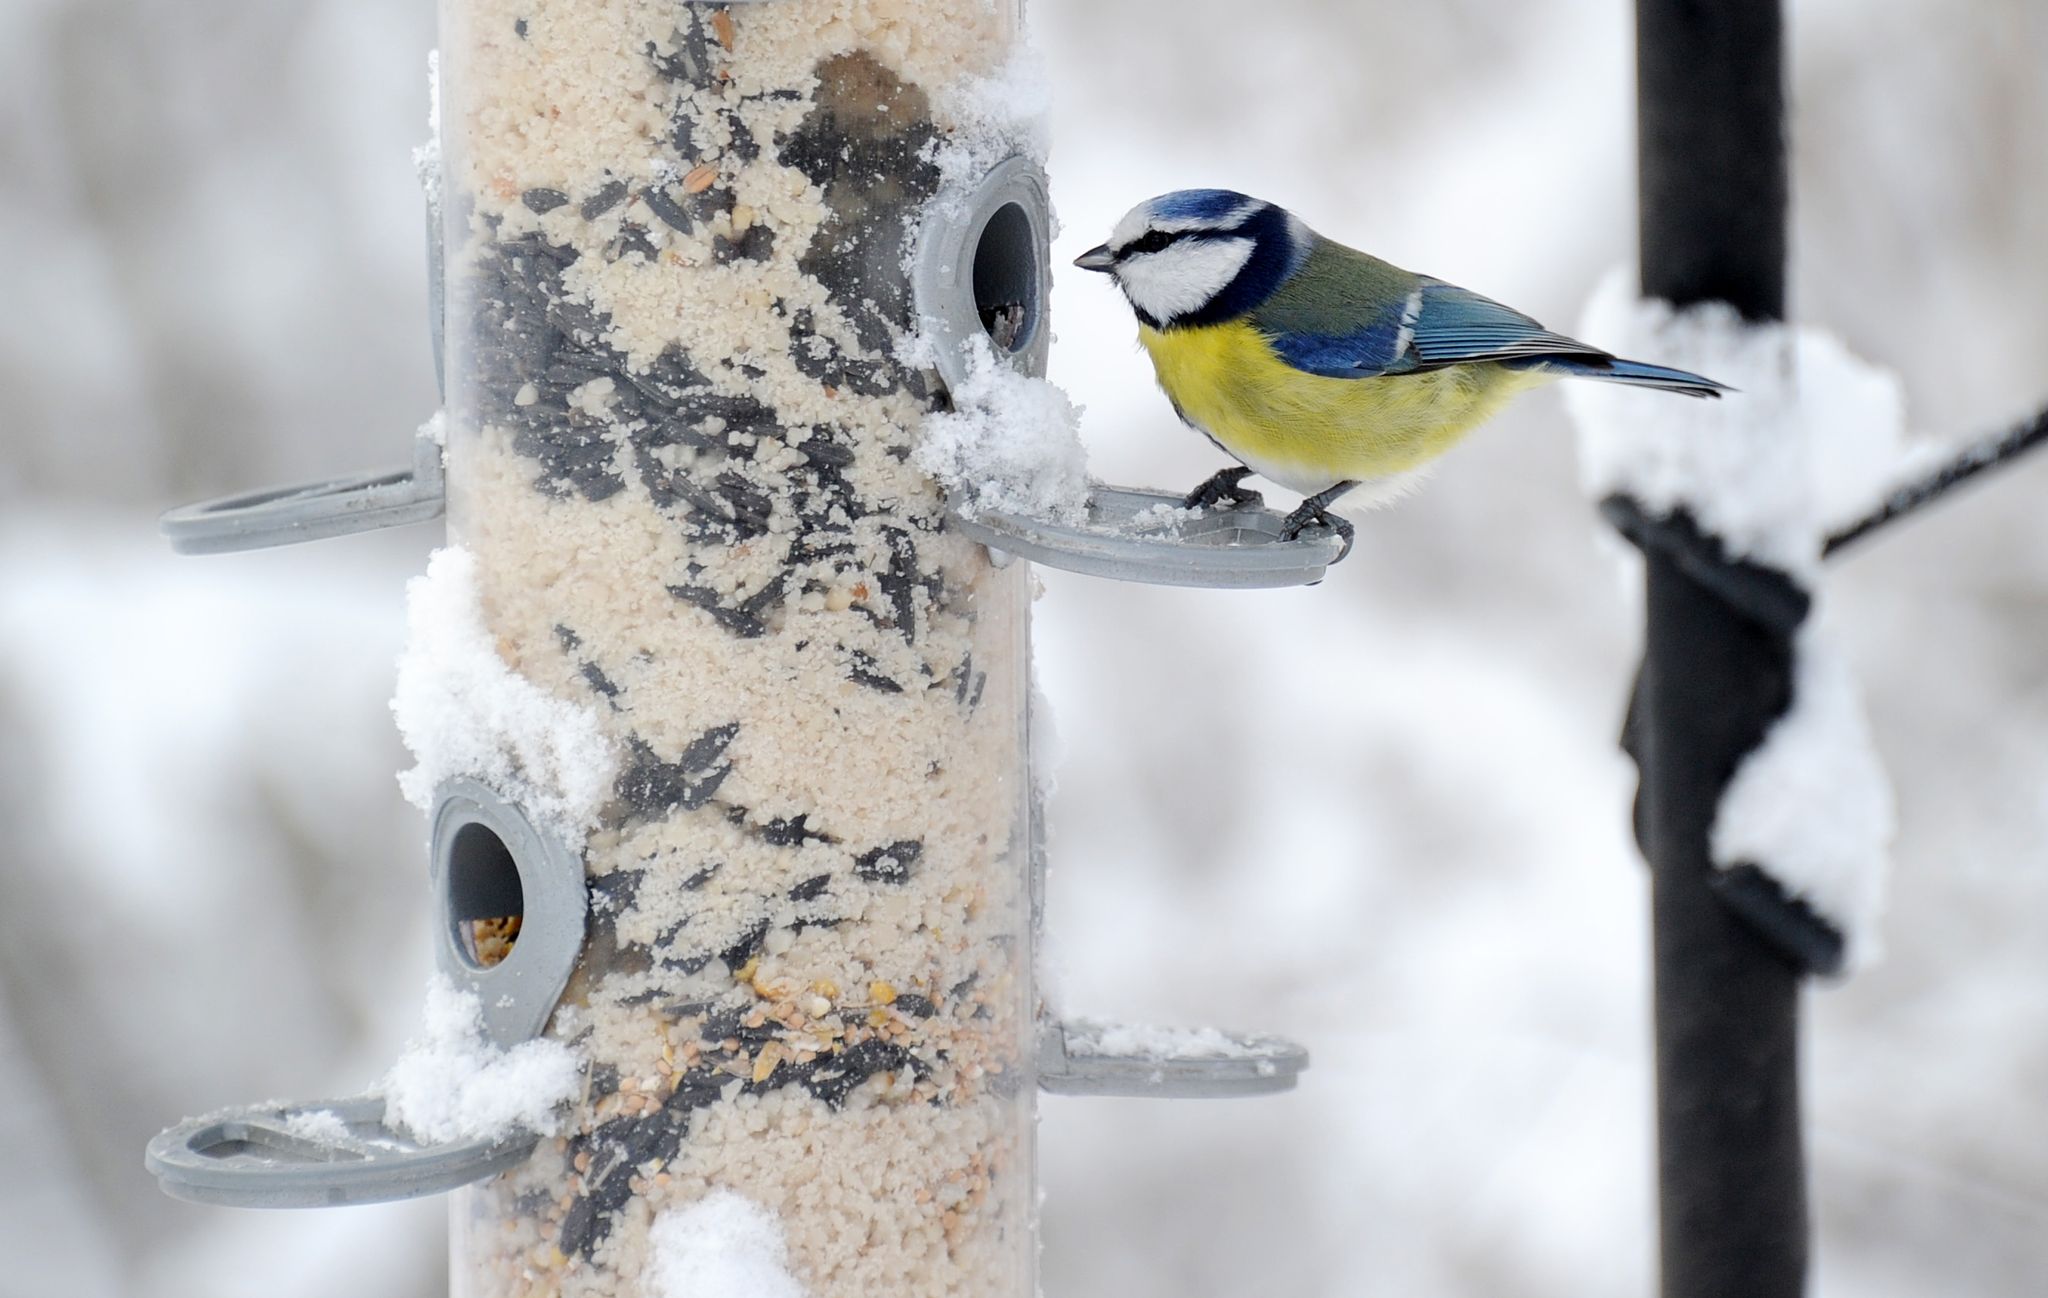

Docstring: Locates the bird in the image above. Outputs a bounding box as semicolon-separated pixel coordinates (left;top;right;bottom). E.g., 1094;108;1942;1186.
1073;189;1727;560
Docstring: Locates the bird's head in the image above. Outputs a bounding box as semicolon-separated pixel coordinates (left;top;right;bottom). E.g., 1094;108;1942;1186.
1073;189;1309;330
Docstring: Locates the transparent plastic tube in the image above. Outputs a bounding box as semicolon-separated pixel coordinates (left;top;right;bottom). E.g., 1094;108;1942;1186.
435;2;1034;1294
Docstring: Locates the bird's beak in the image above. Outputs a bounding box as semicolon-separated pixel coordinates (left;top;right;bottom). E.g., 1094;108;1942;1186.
1073;244;1116;273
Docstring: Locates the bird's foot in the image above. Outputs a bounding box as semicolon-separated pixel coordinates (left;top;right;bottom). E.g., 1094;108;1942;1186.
1278;480;1361;564
1181;466;1265;512
1279;506;1356;564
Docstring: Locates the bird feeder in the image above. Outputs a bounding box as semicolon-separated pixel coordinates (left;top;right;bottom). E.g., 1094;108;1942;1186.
150;2;1313;1294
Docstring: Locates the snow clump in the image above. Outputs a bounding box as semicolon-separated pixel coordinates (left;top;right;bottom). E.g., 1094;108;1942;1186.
644;1191;809;1298
381;975;582;1144
391;546;617;834
912;334;1091;525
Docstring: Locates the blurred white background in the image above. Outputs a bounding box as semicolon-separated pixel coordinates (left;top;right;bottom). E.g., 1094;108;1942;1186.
3;1;2045;1295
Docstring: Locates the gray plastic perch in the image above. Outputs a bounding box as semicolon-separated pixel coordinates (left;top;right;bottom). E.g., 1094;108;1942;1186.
146;1096;538;1210
1038;1019;1310;1099
158;430;446;555
951;486;1346;588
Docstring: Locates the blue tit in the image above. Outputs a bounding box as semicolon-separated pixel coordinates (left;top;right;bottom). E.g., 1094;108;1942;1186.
1073;189;1726;558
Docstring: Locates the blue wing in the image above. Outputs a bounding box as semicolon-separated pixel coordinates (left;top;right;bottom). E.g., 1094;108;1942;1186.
1258;278;1608;380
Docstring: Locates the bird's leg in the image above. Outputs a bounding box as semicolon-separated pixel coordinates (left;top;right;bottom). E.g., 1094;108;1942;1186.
1279;480;1358;563
1181;465;1265;511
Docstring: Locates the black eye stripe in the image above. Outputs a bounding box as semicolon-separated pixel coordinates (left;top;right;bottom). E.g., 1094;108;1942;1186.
1123;229;1179;256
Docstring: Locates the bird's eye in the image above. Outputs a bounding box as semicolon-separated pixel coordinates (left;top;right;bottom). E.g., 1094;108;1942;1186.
1124;229;1177;256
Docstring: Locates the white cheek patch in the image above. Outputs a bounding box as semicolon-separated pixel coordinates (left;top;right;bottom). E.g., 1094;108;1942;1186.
1116;237;1256;323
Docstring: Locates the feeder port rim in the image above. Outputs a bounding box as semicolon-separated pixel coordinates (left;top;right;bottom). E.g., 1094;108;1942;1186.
429;778;588;1051
911;153;1054;397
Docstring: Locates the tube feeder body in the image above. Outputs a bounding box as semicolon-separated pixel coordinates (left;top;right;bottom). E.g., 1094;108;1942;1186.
437;2;1034;1294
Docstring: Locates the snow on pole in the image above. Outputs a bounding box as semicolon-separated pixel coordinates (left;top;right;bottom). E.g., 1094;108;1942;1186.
1571;277;1903;972
429;2;1040;1294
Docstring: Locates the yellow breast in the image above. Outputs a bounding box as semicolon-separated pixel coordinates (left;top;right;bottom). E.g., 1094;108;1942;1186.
1136;319;1548;492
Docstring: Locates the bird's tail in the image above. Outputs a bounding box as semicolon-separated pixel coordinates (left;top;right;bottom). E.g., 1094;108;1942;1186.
1534;355;1730;398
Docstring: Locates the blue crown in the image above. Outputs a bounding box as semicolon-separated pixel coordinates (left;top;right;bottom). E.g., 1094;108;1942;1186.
1149;189;1260;225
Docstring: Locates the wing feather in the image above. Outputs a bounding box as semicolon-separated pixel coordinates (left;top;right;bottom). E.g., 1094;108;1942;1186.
1254;275;1609;380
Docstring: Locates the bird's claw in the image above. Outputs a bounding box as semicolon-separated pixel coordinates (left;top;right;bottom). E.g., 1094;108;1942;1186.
1182;466;1265;512
1279;505;1355;565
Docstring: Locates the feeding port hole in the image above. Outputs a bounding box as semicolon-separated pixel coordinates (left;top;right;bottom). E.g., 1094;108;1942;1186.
427;778;586;1047
445;821;524;969
911;154;1053;398
974;201;1038;354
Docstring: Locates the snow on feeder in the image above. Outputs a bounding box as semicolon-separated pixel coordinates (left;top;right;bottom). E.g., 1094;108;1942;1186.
149;1;1309;1294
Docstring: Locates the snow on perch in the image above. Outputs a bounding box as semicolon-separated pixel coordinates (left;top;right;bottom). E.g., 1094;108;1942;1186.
381;976;582;1145
280;1108;354;1146
1065;1021;1265;1061
390;546;618;834
1567;270;1907;969
913;333;1091;524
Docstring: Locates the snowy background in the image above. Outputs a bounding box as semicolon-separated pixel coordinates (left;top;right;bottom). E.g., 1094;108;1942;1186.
4;0;2047;1295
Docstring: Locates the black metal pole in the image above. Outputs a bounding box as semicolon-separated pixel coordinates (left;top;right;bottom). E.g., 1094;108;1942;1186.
1638;0;1787;321
1632;4;1808;1298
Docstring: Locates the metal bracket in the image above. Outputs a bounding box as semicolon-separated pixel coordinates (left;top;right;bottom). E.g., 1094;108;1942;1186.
146;1095;538;1209
953;485;1345;589
430;779;588;1050
1037;1017;1309;1099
